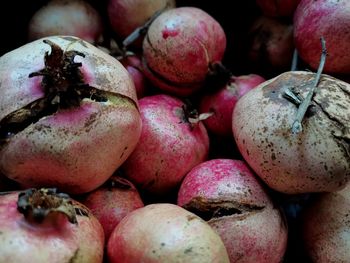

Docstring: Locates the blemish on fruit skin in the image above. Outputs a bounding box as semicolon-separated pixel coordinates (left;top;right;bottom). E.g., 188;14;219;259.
162;28;179;39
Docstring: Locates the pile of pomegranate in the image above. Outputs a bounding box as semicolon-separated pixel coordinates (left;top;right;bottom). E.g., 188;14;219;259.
0;0;349;262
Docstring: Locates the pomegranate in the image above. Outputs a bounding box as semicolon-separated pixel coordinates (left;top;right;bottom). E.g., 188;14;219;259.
302;185;350;262
199;74;265;137
232;71;350;194
81;175;144;241
178;159;288;263
108;0;175;46
122;94;209;196
28;0;104;44
256;0;301;18
107;203;230;263
0;36;142;194
142;7;227;96
120;54;147;98
0;188;104;262
294;0;350;74
247;16;295;74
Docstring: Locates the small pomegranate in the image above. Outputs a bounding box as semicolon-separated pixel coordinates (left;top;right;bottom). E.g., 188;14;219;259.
107;203;230;263
81;175;144;241
0;36;142;194
28;0;104;44
178;159;288;263
199;74;265;137
232;71;350;194
294;0;350;74
0;188;104;262
302;185;350;262
108;0;175;45
122;94;209;196
120;54;147;98
142;7;227;96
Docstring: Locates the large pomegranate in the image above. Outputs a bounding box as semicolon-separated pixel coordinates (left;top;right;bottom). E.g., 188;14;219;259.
178;159;288;262
107;203;230;263
232;71;350;194
142;7;226;96
0;36;142;194
0;188;104;262
122;94;209;196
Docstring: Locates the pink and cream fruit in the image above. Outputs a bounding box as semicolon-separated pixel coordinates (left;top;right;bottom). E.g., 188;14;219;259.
142;7;226;96
0;188;104;263
81;175;144;241
232;71;350;194
107;203;230;263
302;185;350;262
28;0;103;44
178;159;288;263
122;94;209;195
0;36;142;194
108;0;175;46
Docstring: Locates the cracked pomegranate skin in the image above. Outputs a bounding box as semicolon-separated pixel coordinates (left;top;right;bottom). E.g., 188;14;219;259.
0;36;142;194
178;159;288;263
0;190;104;263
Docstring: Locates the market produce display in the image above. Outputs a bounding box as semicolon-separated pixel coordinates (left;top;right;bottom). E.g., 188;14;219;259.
0;0;349;262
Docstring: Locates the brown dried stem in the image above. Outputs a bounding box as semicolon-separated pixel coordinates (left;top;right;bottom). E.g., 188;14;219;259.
292;37;327;134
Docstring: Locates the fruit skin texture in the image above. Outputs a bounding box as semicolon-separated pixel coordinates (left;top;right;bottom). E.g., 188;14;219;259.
199;74;265;137
178;159;288;263
232;71;350;194
28;0;103;44
81;175;144;241
0;36;142;194
108;0;175;42
107;203;230;263
302;185;350;262
294;0;350;74
142;7;226;96
122;94;209;195
0;190;105;263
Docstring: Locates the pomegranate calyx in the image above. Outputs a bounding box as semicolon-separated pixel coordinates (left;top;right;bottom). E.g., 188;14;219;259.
17;188;81;224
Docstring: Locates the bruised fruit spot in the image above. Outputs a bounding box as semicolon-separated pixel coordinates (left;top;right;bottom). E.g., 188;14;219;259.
162;28;179;39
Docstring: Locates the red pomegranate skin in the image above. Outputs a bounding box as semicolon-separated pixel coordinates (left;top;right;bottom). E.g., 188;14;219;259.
0;36;142;194
294;0;350;74
199;74;265;137
122;94;209;195
81;175;144;241
142;7;226;96
178;159;288;263
256;0;301;17
107;203;230;263
0;191;104;263
120;55;147;98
